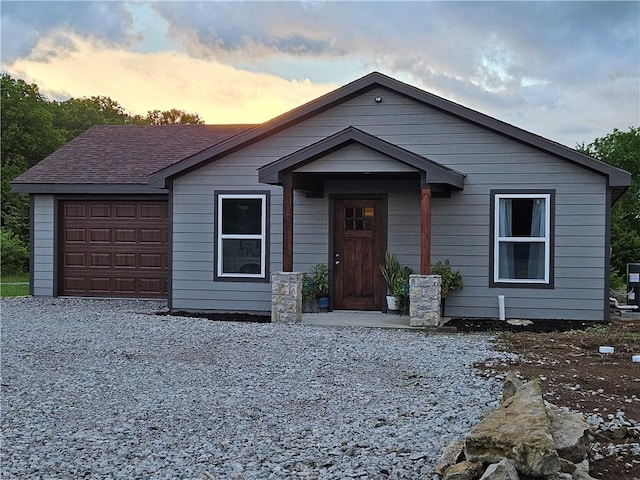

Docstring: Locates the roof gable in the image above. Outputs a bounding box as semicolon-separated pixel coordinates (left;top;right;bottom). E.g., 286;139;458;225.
149;72;631;196
258;126;465;190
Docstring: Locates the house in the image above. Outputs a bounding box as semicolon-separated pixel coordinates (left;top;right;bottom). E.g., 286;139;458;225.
12;72;631;323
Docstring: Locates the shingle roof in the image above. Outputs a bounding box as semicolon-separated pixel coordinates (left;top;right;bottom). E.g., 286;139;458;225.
12;124;253;193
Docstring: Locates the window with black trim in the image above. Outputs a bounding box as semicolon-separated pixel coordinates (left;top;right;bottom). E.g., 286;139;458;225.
492;192;553;286
216;193;268;279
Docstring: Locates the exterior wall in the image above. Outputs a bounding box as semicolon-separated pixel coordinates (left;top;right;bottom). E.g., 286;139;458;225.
31;195;55;296
295;143;418;173
171;169;280;313
171;87;609;320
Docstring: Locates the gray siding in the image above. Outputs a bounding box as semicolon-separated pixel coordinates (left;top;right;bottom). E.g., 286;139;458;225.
295;143;418;173
171;87;609;320
32;195;55;296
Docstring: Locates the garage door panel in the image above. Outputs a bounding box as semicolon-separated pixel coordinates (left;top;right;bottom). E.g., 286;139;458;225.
90;204;111;218
114;253;136;268
65;204;87;218
63;276;86;293
140;278;164;294
60;200;168;298
115;204;137;218
90;228;111;243
140;228;163;244
64;252;86;267
113;278;137;294
65;228;86;243
114;229;137;243
140;204;165;219
89;277;111;293
140;253;163;269
88;253;111;268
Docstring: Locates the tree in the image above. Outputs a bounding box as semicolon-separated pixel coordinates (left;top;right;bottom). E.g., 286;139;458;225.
1;74;207;275
580;127;640;286
52;96;135;142
137;108;204;125
0;75;209;276
1;75;64;245
1;75;64;167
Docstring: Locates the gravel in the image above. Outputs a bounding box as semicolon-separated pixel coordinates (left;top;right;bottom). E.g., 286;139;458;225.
1;297;505;479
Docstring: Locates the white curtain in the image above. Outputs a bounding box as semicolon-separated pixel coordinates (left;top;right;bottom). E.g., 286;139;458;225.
530;199;544;237
498;199;515;279
499;199;512;236
527;199;545;279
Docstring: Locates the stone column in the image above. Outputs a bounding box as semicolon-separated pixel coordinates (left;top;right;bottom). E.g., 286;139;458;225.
409;274;441;327
271;271;304;323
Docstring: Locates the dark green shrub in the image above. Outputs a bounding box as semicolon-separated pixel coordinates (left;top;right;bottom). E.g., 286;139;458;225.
1;228;29;275
432;260;463;297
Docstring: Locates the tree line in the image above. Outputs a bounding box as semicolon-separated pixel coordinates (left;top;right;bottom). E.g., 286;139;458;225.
578;127;640;290
1;74;203;273
1;74;638;293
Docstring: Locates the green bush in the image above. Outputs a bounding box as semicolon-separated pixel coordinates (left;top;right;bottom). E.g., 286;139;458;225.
312;264;329;298
1;228;29;275
432;259;463;297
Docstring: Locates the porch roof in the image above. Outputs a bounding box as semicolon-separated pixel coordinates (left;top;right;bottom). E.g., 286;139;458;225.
257;126;466;191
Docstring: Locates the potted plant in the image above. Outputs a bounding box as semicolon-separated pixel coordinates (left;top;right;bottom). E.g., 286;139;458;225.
393;265;413;314
380;251;402;310
302;273;316;313
312;263;329;311
432;259;463;316
380;251;413;312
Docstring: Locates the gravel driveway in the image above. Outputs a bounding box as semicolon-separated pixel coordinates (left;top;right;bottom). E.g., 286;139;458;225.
1;297;504;479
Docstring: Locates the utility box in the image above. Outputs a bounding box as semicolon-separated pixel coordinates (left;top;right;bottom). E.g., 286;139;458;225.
627;263;640;307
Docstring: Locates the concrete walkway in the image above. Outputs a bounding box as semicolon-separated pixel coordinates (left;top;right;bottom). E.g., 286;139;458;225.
302;310;422;330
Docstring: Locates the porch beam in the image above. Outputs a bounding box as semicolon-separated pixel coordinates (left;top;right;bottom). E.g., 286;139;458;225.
283;176;294;272
420;187;432;275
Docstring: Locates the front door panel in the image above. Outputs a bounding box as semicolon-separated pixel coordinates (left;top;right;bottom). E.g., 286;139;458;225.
334;199;383;310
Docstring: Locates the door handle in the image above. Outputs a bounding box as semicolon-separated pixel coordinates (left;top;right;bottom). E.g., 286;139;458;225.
335;260;340;265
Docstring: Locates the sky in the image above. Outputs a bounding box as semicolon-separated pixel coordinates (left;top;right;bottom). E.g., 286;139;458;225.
1;1;638;148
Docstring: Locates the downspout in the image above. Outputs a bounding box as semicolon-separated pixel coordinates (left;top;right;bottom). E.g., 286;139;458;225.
498;295;506;321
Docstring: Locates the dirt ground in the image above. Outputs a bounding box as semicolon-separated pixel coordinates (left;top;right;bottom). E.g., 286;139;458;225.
471;314;640;480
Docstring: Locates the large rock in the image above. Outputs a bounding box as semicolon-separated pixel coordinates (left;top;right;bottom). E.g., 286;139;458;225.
546;406;590;463
572;460;597;480
547;473;573;480
479;459;519;480
502;371;523;403
464;380;560;477
436;439;465;475
442;460;484;480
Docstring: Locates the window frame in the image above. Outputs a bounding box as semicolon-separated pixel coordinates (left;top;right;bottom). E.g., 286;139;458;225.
214;191;269;282
490;190;554;288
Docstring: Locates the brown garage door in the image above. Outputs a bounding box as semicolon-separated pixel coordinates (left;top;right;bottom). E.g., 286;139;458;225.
59;200;168;297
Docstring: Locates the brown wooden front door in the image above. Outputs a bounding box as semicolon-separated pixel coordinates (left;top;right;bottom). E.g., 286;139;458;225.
333;198;384;310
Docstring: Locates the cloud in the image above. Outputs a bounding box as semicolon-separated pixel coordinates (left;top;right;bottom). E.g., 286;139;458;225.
1;32;337;124
1;1;135;62
1;1;637;147
150;2;638;131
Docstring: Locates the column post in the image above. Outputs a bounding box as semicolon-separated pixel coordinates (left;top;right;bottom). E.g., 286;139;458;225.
420;187;432;275
283;176;294;272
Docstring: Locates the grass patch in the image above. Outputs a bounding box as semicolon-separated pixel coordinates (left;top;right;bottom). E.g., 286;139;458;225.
1;272;29;297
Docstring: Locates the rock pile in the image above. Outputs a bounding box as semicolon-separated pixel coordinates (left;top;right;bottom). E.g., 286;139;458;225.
436;372;594;480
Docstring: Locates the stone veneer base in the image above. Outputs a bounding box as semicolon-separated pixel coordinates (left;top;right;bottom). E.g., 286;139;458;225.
271;272;304;323
409;274;442;327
